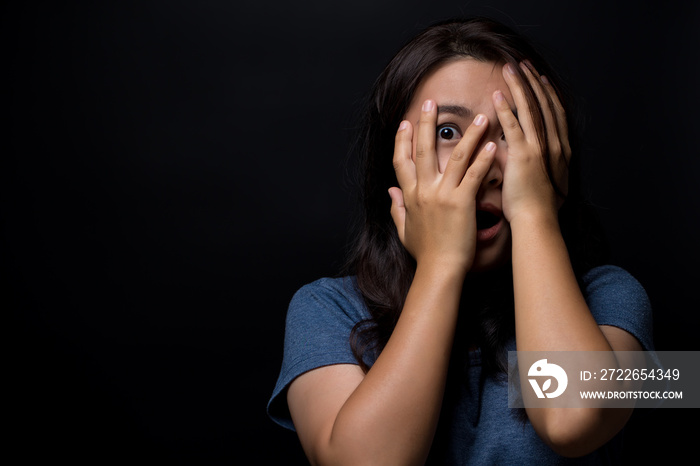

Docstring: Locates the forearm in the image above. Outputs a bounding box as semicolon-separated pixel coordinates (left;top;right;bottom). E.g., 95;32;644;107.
323;261;464;465
510;210;632;456
510;210;611;352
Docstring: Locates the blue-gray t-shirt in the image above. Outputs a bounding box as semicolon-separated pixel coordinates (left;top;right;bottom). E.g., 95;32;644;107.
267;265;654;464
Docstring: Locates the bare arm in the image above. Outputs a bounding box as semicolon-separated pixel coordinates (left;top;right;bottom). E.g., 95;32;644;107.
288;263;464;465
496;61;644;457
287;100;496;465
510;209;642;456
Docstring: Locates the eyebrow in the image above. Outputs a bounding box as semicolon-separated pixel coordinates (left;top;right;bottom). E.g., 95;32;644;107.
438;104;518;120
437;104;472;119
418;103;518;128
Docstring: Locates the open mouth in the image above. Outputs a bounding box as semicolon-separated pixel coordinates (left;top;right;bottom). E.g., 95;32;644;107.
476;210;501;231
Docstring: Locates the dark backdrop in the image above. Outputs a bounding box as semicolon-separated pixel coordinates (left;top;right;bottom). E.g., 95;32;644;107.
4;1;699;464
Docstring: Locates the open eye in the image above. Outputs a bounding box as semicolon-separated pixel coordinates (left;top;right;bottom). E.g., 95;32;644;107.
437;125;462;142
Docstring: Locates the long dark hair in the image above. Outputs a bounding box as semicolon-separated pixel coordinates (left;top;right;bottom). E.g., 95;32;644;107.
345;17;608;374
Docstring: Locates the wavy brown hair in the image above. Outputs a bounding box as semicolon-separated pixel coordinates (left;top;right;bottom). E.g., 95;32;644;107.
344;17;608;374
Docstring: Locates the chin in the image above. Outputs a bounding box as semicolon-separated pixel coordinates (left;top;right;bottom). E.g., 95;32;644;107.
470;234;512;273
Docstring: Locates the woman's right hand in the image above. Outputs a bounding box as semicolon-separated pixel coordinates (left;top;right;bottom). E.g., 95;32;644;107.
288;100;490;466
389;99;497;273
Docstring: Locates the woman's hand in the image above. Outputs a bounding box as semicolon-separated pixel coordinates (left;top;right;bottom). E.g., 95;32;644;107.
494;61;571;225
289;102;497;465
389;99;496;272
498;64;644;459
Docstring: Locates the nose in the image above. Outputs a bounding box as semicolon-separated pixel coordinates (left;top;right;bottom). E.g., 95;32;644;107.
483;163;502;188
480;146;503;190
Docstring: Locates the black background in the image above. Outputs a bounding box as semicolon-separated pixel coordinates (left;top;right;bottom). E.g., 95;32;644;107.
4;1;699;464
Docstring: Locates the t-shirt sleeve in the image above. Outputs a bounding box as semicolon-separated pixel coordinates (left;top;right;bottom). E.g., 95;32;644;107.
582;265;655;351
267;276;370;431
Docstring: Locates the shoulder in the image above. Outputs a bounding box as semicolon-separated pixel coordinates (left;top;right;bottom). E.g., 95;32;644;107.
580;265;651;314
287;276;369;328
581;265;647;297
281;276;371;367
268;276;369;430
580;265;654;350
292;276;364;308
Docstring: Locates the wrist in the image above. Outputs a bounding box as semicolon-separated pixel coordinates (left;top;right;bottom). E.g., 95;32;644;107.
508;205;559;233
414;256;469;282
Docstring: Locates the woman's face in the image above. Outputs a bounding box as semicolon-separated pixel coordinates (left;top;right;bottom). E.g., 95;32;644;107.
403;58;516;271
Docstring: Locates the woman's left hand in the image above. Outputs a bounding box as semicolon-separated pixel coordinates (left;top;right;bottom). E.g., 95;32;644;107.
494;61;571;224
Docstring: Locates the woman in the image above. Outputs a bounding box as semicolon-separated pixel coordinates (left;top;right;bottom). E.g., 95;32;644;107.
267;17;654;465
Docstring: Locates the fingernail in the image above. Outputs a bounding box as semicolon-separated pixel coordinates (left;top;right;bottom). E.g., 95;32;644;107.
505;63;516;75
474;114;486;126
540;75;549;85
494;91;504;102
422;99;434;112
485;142;496;152
398;120;409;131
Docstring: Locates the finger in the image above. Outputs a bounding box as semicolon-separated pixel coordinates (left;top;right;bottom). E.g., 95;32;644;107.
457;141;497;197
493;89;525;147
539;75;572;163
388;187;406;244
414;99;439;181
501;63;536;140
392;120;416;189
519;62;560;156
539;74;571;196
523;64;571;196
442;113;489;188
